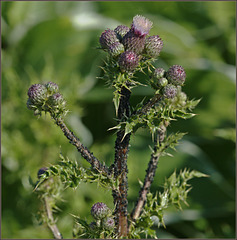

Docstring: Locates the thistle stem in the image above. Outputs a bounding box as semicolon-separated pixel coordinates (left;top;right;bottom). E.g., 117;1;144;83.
113;86;131;237
129;127;166;228
54;117;109;176
130;145;160;222
135;93;162;116
44;196;63;239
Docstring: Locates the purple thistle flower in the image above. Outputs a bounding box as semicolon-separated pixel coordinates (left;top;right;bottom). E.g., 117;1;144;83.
131;15;153;37
102;217;115;231
163;84;177;99
27;84;47;104
165;65;186;86
114;25;130;41
99;29;119;49
91;202;110;220
145;35;163;58
118;51;140;73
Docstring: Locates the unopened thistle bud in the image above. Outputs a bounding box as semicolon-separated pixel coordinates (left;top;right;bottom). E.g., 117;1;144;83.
153;68;165;80
48;93;65;106
27;84;47;104
166;65;186;86
122;30;146;54
102;217;115;231
131;15;153;37
108;41;124;57
145;35;163;58
157;78;168;87
45;81;59;95
114;25;130;41
163;84;177;99
99;29;119;49
91;202;110;220
118;51;139;73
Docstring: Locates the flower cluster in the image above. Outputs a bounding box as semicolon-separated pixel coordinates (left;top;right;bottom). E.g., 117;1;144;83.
150;65;187;99
90;202;115;231
27;81;67;118
99;15;163;73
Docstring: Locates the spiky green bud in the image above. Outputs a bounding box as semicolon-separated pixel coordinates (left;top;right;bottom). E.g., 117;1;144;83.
114;25;130;41
48;93;65;106
145;35;163;58
108;41;124;57
45;81;59;95
157;78;168;87
153;68;165;80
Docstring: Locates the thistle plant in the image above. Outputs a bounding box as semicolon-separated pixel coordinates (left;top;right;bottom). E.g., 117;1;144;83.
28;15;207;239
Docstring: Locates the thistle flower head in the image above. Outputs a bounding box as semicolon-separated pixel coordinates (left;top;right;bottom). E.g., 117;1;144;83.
131;15;153;36
114;25;130;41
145;35;163;58
99;29;119;49
102;217;115;231
108;41;124;57
27;84;47;104
153;68;165;80
163;84;177;99
45;81;59;95
166;65;186;86
122;30;146;54
48;92;64;106
91;202;110;220
118;51;139;73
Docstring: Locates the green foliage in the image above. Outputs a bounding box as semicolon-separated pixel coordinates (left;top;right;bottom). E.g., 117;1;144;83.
129;169;208;239
35;153;116;191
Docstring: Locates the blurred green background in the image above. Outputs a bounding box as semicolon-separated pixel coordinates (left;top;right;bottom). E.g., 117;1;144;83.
2;1;236;238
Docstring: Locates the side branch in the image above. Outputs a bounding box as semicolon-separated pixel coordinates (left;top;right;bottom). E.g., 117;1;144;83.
44;196;63;239
134;94;162;116
54;117;109;176
130;127;166;225
130;146;160;222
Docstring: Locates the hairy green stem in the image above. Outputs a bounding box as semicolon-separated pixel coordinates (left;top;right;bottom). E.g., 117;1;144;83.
54;117;109;176
44;196;63;239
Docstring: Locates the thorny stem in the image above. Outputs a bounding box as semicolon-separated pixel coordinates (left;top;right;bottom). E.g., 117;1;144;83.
54;117;109;176
113;86;131;237
134;93;162;116
129;126;166;229
44;196;63;239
